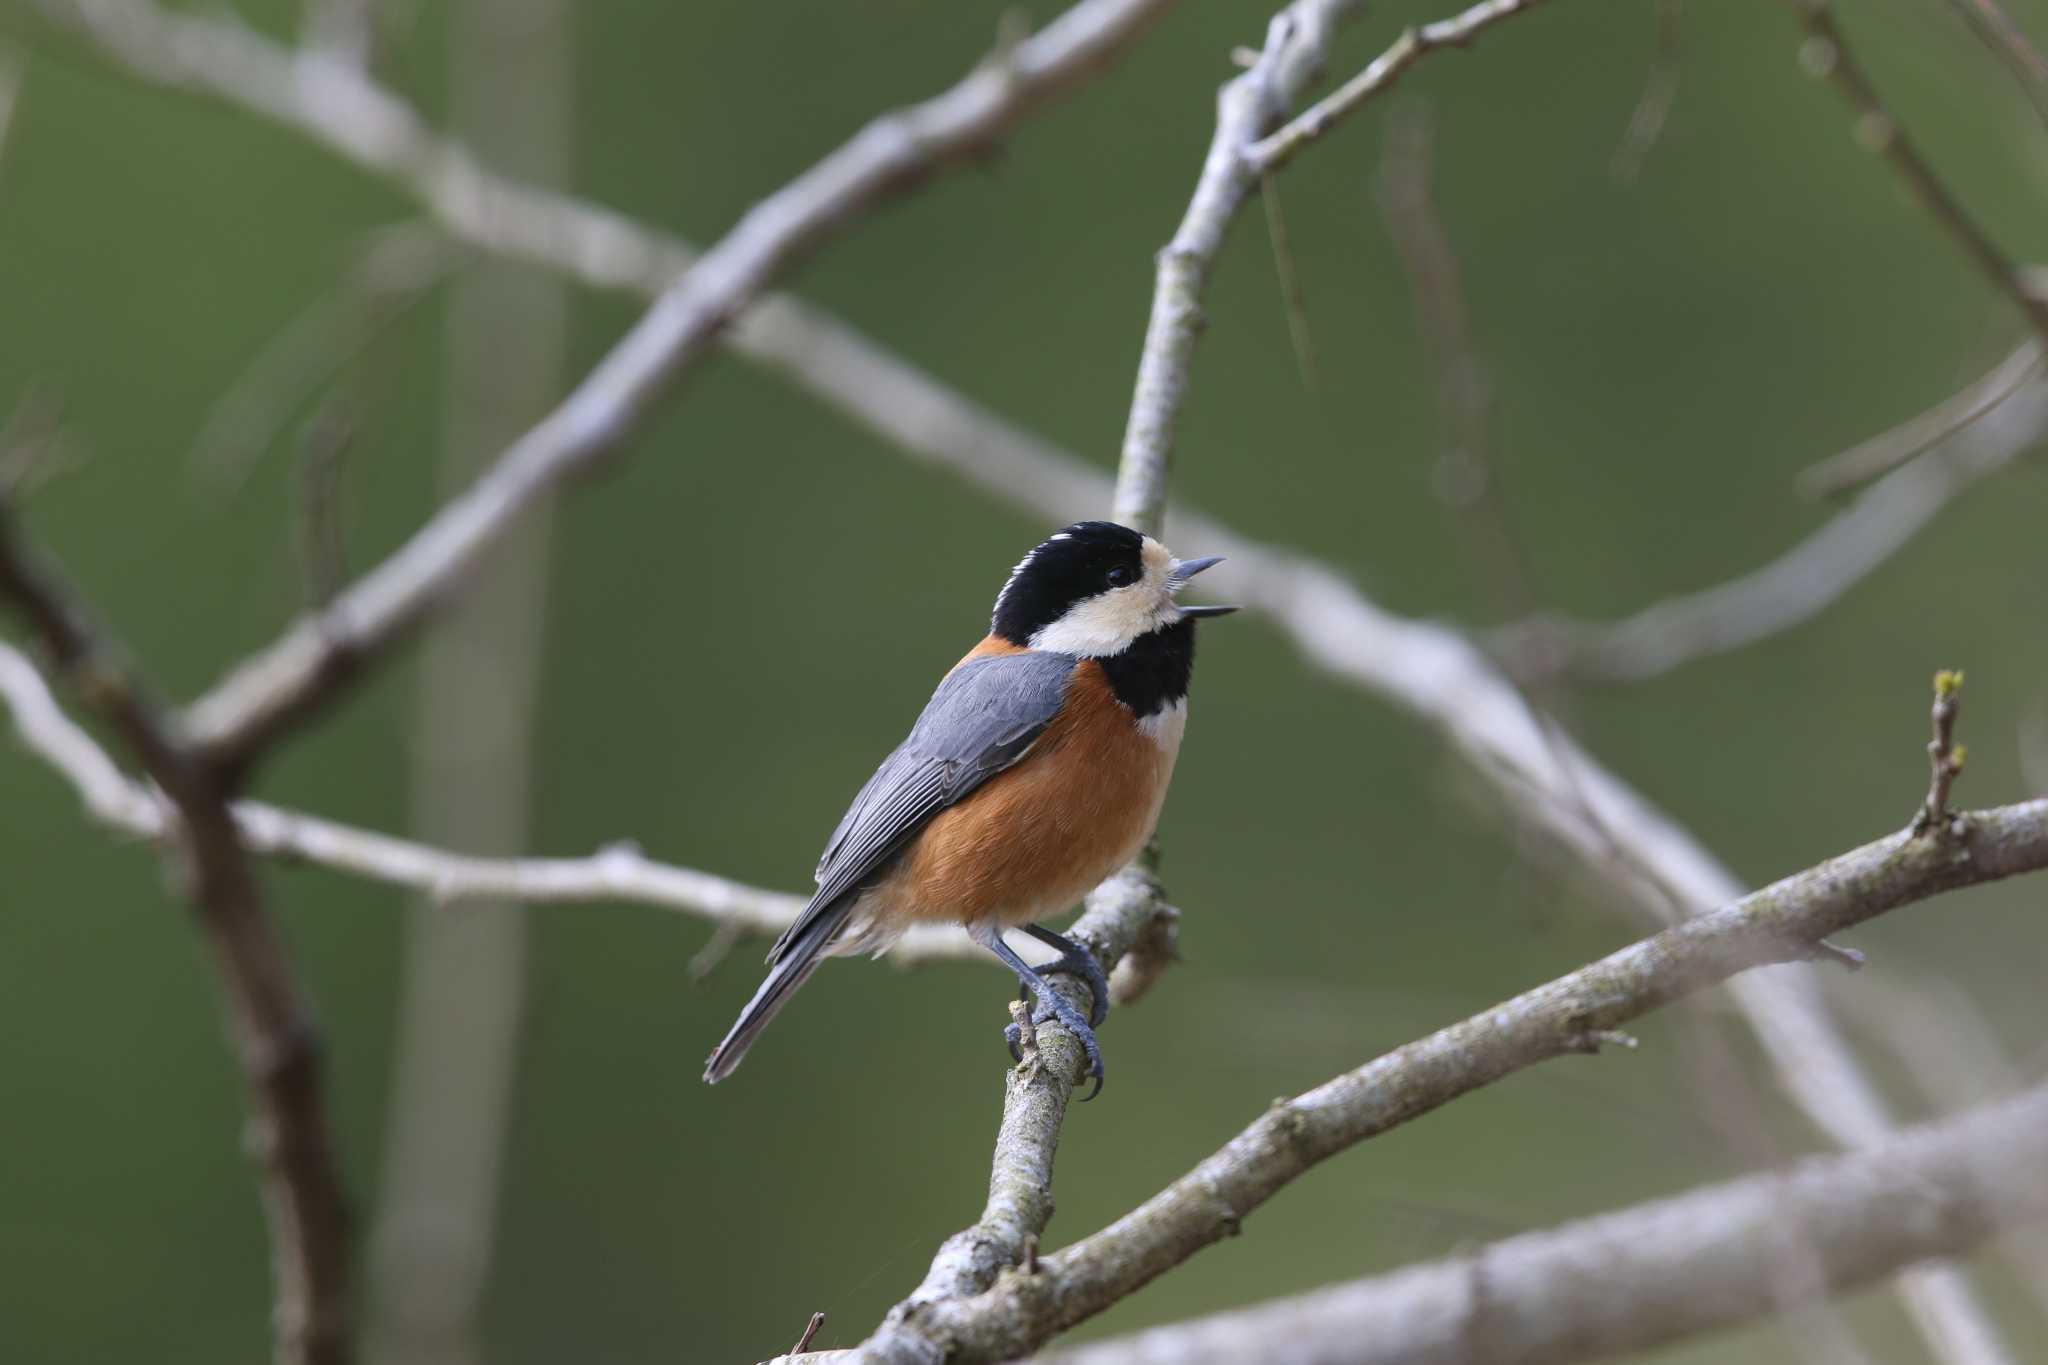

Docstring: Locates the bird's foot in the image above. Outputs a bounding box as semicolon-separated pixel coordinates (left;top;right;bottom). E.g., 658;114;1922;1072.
1021;929;1111;1027
1004;984;1106;1101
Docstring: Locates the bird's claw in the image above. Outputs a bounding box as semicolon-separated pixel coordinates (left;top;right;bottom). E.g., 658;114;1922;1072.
1035;940;1110;1028
1002;989;1106;1100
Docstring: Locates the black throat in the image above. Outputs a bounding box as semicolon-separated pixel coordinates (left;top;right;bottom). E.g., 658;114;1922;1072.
1093;618;1196;718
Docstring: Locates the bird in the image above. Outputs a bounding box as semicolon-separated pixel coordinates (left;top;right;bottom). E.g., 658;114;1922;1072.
703;520;1234;1097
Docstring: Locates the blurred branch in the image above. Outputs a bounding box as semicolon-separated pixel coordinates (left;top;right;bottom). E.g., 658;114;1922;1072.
1829;969;2048;1324
1492;372;2048;683
0;517;351;1364
302;0;376;73
1940;0;2048;127
1112;1;1359;531
364;2;566;1358
1790;0;2048;346
1242;0;1556;176
0;43;22;162
1611;0;1682;183
1376;102;1533;621
1036;1081;2048;1365
1800;341;2041;498
189;223;453;493
847;795;2048;1361
0;637;1007;966
30;0;1180;771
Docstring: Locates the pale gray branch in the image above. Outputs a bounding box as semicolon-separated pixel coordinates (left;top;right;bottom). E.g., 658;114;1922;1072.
1492;371;2048;684
34;0;1178;769
1034;1081;2048;1365
854;797;2048;1362
0;637;999;967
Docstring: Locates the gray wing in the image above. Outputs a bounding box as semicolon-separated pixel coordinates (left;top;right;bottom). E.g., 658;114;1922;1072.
766;650;1077;962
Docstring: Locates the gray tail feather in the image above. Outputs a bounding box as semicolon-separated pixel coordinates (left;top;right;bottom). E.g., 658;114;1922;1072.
703;906;845;1083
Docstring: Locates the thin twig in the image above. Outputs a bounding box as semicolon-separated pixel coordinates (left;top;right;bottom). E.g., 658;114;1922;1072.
1376;101;1532;621
1917;669;1968;833
792;1312;827;1356
1259;172;1318;389
1789;0;2048;346
1611;0;1682;183
1798;341;2042;499
1036;1082;2048;1365
1243;0;1557;176
848;796;2048;1361
0;513;352;1364
188;223;453;494
1940;0;2048;127
94;0;1179;771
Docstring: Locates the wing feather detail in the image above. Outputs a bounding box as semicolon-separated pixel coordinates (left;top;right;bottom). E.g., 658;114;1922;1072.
768;650;1077;962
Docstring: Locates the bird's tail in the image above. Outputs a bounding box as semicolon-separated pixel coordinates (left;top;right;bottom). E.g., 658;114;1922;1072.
702;903;846;1083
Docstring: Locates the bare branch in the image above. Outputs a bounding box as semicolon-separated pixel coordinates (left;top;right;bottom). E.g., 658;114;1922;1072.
1790;0;2048;346
73;0;1176;770
302;0;377;72
1799;342;2042;499
0;638;1001;966
1940;0;2048;128
0;43;23;161
851;796;2048;1362
1037;1082;2048;1365
0;515;351;1364
1492;374;2048;684
1242;0;1557;177
1611;0;1682;183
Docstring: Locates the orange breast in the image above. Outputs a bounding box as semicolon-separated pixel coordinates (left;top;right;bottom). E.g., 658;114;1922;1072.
877;657;1180;927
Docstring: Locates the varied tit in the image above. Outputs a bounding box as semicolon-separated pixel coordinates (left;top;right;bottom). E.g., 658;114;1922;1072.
703;520;1235;1097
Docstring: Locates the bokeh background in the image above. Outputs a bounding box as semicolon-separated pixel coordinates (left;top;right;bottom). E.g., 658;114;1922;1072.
2;0;2046;1361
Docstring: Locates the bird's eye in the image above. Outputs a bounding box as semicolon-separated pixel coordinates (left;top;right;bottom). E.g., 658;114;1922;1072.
1105;566;1136;588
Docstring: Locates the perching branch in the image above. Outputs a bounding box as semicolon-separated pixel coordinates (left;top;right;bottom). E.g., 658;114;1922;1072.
0;637;1000;967
847;795;2048;1362
0;513;352;1365
866;6;1392;1346
1035;1081;2048;1365
103;0;1178;771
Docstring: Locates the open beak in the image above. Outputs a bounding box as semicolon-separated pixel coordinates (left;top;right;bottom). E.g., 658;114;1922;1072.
1169;556;1239;619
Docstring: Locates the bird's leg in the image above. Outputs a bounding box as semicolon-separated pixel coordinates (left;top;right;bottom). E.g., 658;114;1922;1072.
1019;923;1110;1028
971;924;1106;1100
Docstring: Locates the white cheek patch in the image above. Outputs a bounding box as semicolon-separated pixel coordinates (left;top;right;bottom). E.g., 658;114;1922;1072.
1136;696;1187;750
1028;537;1178;657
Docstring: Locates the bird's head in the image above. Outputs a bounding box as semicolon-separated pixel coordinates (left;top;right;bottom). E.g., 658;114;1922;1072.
990;520;1236;656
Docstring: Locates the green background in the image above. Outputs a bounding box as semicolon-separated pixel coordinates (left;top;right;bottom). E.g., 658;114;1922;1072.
2;0;2045;1360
